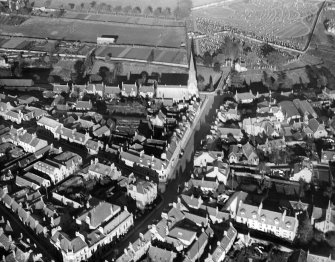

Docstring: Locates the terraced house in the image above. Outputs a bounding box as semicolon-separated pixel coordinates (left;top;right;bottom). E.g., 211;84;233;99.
236;201;298;241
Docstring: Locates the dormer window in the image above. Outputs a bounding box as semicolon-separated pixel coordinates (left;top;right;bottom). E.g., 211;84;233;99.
252;211;257;219
261;215;266;222
285;221;291;228
274;218;279;225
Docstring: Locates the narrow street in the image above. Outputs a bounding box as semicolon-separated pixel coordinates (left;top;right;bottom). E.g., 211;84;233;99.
0;204;62;262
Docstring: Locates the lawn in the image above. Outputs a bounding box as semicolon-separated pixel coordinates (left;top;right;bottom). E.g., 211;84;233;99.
0;16;186;48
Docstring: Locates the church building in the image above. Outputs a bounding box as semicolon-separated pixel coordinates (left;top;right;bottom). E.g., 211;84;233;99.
156;51;199;101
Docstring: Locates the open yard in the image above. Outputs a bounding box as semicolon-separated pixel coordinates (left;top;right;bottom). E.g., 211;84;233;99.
0;16;186;48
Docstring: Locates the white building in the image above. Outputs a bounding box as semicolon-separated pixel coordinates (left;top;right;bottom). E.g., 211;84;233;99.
127;180;158;210
33;160;68;184
235;201;298;241
88;159;121;180
97;35;117;45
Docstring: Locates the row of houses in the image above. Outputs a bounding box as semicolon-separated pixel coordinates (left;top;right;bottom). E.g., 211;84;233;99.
37;116;103;155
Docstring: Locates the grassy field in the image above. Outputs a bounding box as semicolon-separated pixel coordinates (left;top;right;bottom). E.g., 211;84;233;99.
0;16;186;48
192;0;322;40
63;11;184;27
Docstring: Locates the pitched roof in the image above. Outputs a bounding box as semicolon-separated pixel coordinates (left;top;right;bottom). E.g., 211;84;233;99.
24;172;48;185
279;101;300;118
156;85;190;100
76;201;121;229
185;230;208;260
308;118;323;133
76;100;92;109
37;116;62;129
15;176;40;190
105;85;120;95
237;202;297;232
0;79;33;87
148;246;177;262
51;231;87;253
168;227;196;244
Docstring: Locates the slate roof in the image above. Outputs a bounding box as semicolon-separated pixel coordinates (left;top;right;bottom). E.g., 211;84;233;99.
15;176;40;190
76;100;92;110
148;246;177;262
237;202;297;232
76;201;121;229
51;231;87;253
156;85;190;100
105;85;120;95
24;172;48;186
279;101;300;118
168;227;196;244
37;116;62;129
185;230;208;261
0;79;33;87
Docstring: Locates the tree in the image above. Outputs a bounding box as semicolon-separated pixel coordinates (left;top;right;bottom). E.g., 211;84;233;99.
80;3;84;9
90;74;102;82
84;50;95;74
297;211;314;245
73;59;85;81
325;231;335;247
114;5;122;12
90;1;96;8
260;43;275;58
162;7;171;17
203;52;213;66
114;62;123;76
173;0;192;19
48;75;55;83
153;7;162;17
143;6;153;16
98;66;110;80
197;74;205;91
207;76;214;92
132;6;141;14
105;52;112;62
104;71;114;85
214;62;221;72
123;5;132;14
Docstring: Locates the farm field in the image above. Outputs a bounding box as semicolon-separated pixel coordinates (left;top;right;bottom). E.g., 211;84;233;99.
63;11;184;27
192;0;322;40
0;16;186;48
31;0;180;11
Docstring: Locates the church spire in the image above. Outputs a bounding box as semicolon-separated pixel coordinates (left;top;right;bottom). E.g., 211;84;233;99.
187;44;198;96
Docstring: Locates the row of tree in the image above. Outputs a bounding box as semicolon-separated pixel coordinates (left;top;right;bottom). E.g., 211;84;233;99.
61;0;192;19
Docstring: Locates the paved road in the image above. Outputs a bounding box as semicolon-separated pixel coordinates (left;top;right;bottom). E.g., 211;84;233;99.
101;93;223;261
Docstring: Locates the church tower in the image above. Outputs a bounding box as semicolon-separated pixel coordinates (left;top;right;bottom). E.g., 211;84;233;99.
187;47;199;97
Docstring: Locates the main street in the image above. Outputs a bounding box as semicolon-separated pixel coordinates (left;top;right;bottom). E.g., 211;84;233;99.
101;91;224;261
